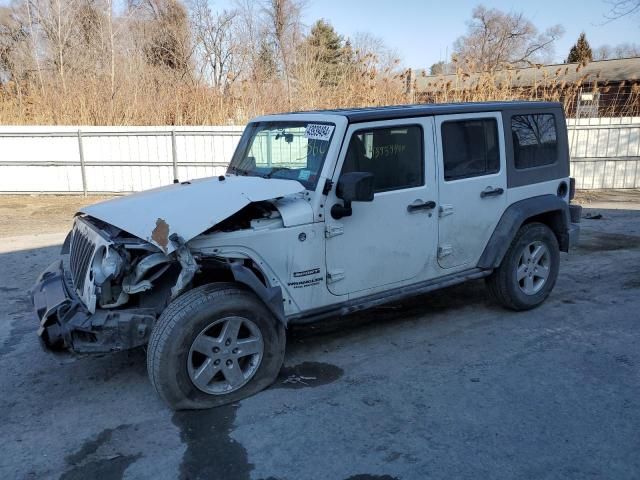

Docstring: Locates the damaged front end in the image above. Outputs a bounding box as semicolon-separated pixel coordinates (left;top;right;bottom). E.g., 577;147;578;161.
32;216;193;354
31;175;305;354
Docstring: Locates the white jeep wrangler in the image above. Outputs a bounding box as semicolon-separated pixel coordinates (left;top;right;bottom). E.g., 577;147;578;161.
32;101;581;409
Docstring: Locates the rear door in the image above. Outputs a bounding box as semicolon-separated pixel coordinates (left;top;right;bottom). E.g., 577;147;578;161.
435;112;507;269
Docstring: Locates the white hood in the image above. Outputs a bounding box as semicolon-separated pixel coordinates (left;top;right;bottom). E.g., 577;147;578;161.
80;175;305;254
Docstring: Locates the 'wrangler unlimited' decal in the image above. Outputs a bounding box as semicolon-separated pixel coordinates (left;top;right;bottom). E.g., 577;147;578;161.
289;268;323;289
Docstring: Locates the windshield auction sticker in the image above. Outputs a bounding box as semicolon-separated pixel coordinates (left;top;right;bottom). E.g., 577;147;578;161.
305;124;334;142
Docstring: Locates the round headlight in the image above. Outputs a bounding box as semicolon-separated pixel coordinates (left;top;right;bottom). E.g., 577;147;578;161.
92;246;123;285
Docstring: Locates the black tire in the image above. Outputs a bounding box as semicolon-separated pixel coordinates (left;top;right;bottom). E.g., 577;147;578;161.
486;222;560;311
147;283;286;410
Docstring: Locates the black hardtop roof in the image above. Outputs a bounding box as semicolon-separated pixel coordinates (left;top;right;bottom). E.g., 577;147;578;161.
289;101;562;123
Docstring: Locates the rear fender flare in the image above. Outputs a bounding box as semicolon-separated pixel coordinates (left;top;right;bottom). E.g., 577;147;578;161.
478;195;570;269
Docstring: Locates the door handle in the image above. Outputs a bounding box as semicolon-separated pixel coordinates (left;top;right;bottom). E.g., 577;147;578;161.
407;200;436;212
480;186;504;198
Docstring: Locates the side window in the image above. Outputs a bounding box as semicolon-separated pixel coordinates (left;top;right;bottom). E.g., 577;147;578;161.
341;125;423;192
511;114;558;169
441;119;499;181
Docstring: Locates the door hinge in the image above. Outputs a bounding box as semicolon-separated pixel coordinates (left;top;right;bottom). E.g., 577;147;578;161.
325;224;344;238
438;245;453;258
439;204;454;218
327;269;345;283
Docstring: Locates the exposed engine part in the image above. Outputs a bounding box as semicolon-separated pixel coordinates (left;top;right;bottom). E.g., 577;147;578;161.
98;278;129;308
122;253;172;295
210;201;278;233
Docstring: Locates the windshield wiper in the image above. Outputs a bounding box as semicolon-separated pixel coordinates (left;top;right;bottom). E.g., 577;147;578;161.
263;167;292;179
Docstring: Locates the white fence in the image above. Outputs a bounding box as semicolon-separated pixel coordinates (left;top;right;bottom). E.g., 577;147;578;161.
567;118;640;189
0;126;243;194
0;118;639;193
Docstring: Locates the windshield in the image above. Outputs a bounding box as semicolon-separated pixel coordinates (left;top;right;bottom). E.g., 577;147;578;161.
228;121;336;190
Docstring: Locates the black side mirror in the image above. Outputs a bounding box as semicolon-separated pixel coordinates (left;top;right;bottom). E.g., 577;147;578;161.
331;172;375;219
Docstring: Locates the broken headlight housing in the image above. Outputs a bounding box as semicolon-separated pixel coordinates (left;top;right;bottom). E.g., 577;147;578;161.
91;246;124;285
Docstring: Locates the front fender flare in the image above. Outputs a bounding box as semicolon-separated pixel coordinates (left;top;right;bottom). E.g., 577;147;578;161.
229;263;287;327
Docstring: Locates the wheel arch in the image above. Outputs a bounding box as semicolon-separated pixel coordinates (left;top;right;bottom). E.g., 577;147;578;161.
478;194;571;270
194;256;287;327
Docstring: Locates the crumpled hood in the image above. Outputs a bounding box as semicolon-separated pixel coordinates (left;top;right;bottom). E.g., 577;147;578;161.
80;175;305;254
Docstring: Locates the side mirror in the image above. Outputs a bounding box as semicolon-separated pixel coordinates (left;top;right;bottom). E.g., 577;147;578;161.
331;172;374;219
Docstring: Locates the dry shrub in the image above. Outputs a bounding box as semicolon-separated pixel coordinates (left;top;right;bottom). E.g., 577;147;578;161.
2;63;639;125
0;0;637;125
0;46;409;125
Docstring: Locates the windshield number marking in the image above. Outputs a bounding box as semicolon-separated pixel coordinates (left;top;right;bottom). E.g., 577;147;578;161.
305;124;334;141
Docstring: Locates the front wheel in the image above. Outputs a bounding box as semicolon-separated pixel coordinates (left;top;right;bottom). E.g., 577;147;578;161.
487;222;560;311
147;283;286;410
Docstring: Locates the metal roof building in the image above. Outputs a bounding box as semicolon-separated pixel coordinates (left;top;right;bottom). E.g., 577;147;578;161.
412;57;640;117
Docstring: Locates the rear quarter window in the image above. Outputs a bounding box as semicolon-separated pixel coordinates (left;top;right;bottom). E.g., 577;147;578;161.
511;114;558;169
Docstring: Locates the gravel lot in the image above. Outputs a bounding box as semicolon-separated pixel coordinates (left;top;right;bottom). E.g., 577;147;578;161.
1;192;639;480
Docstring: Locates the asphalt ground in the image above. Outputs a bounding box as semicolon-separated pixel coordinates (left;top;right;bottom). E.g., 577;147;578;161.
0;193;639;480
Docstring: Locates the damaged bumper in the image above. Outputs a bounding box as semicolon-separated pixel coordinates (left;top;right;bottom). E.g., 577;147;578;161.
31;261;156;354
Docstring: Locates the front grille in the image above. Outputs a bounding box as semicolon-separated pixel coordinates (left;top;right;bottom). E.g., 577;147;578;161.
69;226;97;292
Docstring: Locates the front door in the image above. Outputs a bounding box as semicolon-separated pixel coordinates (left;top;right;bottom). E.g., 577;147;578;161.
435;112;507;269
324;117;438;296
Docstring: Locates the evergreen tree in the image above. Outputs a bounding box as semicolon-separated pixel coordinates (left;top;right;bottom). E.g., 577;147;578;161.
567;32;593;63
255;39;278;81
304;19;346;85
342;39;356;66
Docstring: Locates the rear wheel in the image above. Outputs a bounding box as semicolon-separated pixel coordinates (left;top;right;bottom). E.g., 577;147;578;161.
487;222;560;311
147;283;285;410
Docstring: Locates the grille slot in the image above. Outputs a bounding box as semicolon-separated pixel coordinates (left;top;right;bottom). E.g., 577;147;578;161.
69;226;97;292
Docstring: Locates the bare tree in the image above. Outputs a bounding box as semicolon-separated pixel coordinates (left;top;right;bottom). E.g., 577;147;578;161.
83;0;118;109
351;32;401;74
0;3;32;114
130;0;191;72
605;0;640;20
233;0;264;78
452;5;564;71
30;0;84;90
0;7;26;82
594;42;640;59
190;0;243;92
594;44;613;60
24;0;45;93
262;0;303;106
613;42;640;57
106;0;115;99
